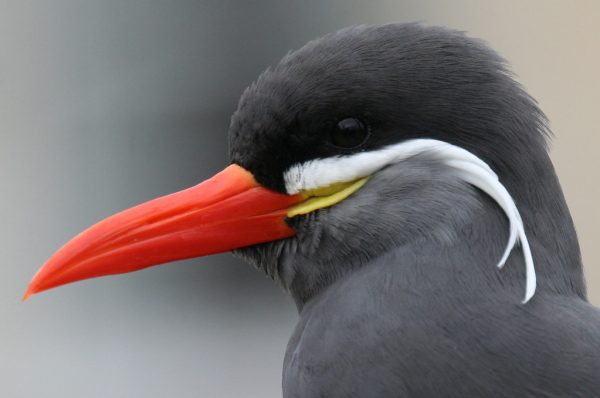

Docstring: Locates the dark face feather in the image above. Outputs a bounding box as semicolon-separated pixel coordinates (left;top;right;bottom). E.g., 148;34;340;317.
229;23;548;193
229;23;584;307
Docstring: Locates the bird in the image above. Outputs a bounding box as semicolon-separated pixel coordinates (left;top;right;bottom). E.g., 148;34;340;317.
25;23;600;397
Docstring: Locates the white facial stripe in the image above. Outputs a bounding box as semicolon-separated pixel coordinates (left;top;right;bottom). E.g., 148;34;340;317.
283;138;536;303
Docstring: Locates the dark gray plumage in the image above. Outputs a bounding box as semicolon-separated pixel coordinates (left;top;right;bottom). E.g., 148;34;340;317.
231;23;600;397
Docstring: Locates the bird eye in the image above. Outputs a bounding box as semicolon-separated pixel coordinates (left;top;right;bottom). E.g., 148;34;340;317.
330;118;369;149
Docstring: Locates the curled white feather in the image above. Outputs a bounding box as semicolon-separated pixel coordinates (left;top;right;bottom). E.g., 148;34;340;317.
283;138;537;303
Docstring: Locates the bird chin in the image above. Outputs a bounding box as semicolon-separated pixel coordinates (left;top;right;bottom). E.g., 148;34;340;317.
233;210;324;291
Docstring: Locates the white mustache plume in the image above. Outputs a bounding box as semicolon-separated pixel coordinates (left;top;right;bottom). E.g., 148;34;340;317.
284;138;536;303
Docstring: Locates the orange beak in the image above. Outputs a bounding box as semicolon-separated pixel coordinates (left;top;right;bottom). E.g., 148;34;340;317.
24;164;303;300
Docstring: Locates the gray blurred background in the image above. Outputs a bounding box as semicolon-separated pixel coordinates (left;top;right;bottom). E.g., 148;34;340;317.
1;1;599;397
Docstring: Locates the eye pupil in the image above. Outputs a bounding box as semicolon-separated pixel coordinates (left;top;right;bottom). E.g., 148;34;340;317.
330;118;368;148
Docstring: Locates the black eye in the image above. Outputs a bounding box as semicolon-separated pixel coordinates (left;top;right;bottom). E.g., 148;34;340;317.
330;118;369;149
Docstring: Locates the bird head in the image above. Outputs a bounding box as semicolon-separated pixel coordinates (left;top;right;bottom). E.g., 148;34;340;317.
25;24;582;305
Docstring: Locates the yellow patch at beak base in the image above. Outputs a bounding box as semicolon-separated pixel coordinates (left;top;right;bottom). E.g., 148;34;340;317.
286;177;369;218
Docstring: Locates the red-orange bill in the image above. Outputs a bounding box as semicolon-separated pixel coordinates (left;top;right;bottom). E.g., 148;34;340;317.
24;164;303;300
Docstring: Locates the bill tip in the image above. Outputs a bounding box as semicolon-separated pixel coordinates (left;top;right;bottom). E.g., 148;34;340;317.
22;289;34;302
